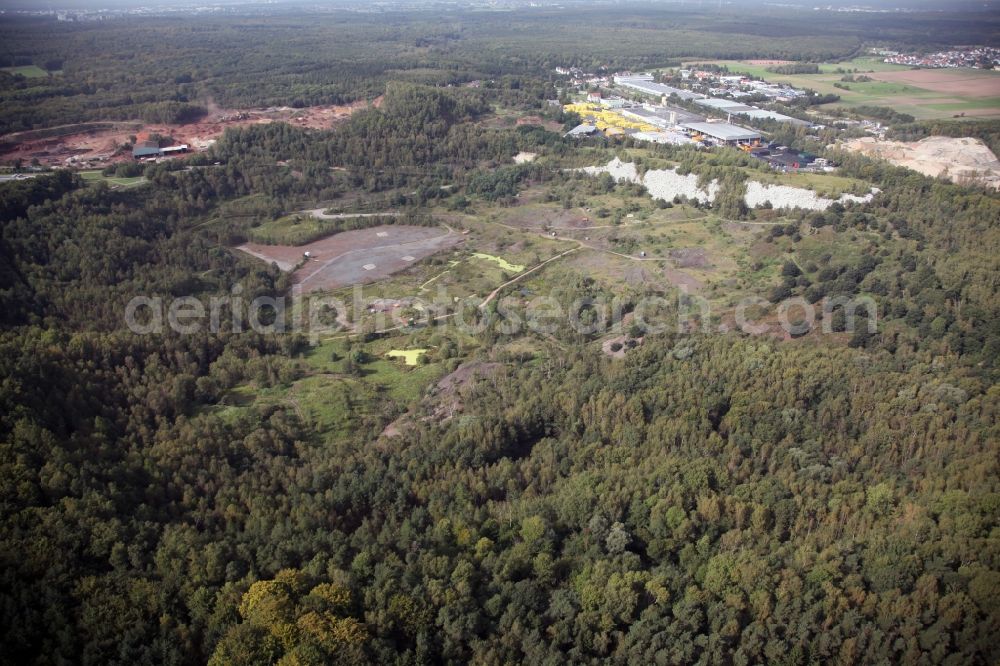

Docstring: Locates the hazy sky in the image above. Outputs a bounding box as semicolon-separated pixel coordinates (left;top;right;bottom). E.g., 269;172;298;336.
0;0;992;10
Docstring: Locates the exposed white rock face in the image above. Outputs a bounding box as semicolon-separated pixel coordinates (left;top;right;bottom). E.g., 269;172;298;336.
580;158;716;203
644;168;718;204
580;157;641;183
578;159;878;211
744;181;879;211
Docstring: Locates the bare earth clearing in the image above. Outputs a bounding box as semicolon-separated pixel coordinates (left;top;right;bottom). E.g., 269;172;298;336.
238;225;462;293
842;136;1000;189
0;98;379;167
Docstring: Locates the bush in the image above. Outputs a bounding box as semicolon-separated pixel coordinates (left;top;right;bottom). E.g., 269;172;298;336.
770;284;793;302
781;261;802;278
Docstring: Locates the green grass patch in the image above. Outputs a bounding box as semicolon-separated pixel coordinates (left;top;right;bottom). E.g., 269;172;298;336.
304;336;448;405
921;97;1000;113
247;213;336;245
246;211;428;246
787;226;885;280
78;170;147;188
2;65;53;79
205;374;393;436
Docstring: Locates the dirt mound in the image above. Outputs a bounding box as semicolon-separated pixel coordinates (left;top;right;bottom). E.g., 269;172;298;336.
434;361;502;397
842;136;1000;189
381;361;502;438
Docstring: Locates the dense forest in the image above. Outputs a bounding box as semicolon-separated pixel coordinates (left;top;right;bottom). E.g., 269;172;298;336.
2;6;1000;132
1;7;999;666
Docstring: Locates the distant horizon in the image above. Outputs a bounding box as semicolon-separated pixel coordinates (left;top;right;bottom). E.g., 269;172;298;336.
0;0;995;13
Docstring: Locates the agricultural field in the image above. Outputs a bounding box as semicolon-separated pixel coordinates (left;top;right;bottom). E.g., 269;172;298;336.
690;57;1000;120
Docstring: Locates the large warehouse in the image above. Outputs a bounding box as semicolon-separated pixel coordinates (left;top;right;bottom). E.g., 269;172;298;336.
680;122;761;146
695;98;811;126
131;141;189;160
614;76;703;101
621;105;704;129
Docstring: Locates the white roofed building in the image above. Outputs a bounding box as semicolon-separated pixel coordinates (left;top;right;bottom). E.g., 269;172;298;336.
680;122;761;145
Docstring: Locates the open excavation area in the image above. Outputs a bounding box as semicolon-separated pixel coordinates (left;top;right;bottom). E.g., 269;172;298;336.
842;136;1000;189
237;224;462;293
0;98;377;168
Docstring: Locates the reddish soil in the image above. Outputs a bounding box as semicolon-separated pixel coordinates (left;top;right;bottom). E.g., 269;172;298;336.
237;224;463;293
0;97;381;168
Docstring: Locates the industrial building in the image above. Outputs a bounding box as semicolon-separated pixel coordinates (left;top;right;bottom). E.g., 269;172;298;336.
630;131;692;145
132;141;189;160
680;122;761;146
621;105;703;129
621;108;671;130
599;97;628;109
695;98;811;126
565;124;601;138
614;76;703;101
131;141;161;159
